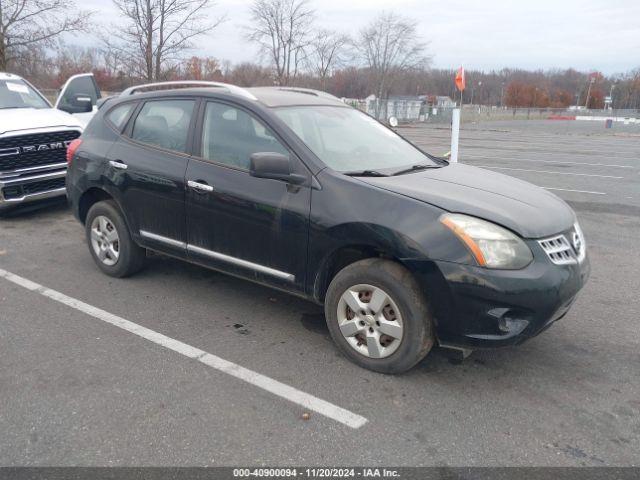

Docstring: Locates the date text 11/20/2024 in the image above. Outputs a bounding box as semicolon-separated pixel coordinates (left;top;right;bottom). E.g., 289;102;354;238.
232;468;400;477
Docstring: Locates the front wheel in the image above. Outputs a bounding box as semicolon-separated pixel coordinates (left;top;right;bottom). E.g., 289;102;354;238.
85;200;145;278
324;258;435;374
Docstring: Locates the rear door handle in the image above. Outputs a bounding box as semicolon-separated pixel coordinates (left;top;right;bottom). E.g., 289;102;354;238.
187;180;214;193
109;160;128;170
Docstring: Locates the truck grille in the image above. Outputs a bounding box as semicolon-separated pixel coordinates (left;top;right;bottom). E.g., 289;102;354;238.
0;130;81;171
1;177;66;200
538;223;586;265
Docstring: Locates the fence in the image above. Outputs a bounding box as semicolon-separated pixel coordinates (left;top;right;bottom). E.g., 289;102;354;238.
345;100;640;126
344;98;423;122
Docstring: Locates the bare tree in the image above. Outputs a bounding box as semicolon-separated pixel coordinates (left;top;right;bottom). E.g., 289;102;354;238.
355;12;430;113
247;0;314;86
108;0;224;81
0;0;90;71
307;29;349;90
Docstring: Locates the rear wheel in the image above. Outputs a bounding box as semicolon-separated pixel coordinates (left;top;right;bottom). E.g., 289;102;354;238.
85;200;145;277
324;258;435;374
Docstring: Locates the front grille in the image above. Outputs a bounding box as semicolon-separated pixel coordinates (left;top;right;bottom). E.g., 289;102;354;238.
0;130;80;171
538;235;574;265
2;177;66;200
538;223;586;265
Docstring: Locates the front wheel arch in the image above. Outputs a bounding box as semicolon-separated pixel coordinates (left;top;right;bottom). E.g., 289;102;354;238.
313;244;394;303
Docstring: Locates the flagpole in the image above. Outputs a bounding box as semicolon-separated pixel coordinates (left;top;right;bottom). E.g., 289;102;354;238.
451;66;463;163
459;64;464;108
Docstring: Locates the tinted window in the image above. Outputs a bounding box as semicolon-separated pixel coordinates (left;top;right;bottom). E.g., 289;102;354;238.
57;75;101;114
202;102;288;170
106;103;135;130
0;80;49;109
131;100;195;153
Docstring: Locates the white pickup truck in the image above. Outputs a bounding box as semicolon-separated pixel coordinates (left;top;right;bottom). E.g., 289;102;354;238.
0;72;101;213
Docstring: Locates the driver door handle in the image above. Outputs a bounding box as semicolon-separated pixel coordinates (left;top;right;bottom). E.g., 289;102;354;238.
187;180;214;193
109;160;128;170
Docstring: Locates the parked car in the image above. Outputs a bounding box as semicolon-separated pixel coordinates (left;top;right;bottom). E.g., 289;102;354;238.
0;72;100;214
66;82;590;373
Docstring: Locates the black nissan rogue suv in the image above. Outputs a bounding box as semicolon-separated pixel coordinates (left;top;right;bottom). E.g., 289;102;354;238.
66;82;590;373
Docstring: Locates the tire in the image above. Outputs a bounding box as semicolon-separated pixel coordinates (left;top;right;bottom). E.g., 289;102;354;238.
324;258;434;374
85;200;145;278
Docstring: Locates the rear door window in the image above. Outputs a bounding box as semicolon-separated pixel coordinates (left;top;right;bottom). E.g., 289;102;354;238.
131;99;195;154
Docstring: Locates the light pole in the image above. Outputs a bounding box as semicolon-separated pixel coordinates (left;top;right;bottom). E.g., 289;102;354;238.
609;83;616;110
470;81;482;106
584;75;595;109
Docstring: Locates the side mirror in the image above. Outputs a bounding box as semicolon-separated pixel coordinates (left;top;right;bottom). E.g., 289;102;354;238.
388;116;399;127
57;94;93;114
250;152;306;185
73;95;94;113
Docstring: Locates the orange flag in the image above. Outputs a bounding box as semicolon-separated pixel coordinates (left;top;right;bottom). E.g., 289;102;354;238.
455;66;466;92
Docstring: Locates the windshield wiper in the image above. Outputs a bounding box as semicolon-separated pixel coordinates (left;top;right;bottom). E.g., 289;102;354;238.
343;169;389;177
391;164;441;176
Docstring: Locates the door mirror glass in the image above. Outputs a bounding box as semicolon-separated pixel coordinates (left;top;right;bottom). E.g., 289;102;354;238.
73;94;94;113
55;73;101;114
250;152;305;184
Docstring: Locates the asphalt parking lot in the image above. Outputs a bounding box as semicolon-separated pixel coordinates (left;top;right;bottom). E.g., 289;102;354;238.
1;120;639;466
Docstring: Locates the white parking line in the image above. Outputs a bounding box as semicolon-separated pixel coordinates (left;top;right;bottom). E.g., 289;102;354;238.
467;155;636;169
542;187;606;195
0;268;368;430
474;165;624;179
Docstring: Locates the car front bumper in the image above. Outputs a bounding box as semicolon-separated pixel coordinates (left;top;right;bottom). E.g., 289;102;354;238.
0;165;67;212
406;247;591;350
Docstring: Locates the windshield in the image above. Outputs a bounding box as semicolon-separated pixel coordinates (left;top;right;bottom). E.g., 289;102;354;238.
273;106;438;173
0;79;50;109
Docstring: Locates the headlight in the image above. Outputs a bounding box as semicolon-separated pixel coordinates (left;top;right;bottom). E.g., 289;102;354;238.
440;213;533;269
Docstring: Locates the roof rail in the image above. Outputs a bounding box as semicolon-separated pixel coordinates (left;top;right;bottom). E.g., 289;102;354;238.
120;81;257;101
275;87;340;100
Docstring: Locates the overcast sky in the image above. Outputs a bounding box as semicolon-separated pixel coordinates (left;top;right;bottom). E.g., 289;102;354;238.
78;0;639;74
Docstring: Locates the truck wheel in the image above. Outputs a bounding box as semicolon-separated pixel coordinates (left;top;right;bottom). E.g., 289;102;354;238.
324;258;435;374
85;200;145;278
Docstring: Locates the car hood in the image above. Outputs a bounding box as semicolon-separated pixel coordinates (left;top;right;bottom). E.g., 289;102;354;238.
0;107;84;135
359;163;575;238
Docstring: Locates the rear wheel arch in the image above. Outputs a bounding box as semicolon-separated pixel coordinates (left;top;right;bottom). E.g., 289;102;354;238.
78;187;130;226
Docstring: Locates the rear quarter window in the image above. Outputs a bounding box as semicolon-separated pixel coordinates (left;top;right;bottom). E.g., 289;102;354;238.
106;103;136;130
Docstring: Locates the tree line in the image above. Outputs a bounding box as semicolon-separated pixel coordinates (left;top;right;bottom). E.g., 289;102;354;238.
2;0;639;109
